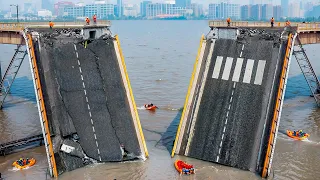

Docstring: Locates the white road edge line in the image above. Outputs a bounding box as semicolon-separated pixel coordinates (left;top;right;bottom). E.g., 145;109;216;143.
216;82;237;163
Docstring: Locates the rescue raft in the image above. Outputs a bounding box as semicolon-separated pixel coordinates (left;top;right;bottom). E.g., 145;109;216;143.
174;160;195;175
12;158;36;169
286;130;310;140
144;104;158;110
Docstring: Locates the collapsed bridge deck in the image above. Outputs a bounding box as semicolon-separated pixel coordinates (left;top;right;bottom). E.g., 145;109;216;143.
26;27;147;176
172;27;296;177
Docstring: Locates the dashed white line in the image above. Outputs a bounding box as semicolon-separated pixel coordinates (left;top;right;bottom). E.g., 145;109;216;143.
216;82;237;163
74;44;102;162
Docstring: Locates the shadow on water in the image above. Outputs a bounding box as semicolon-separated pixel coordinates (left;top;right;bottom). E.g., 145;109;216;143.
158;109;183;154
285;74;311;99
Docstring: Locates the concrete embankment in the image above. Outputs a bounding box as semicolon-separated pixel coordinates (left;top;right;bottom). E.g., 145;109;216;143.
30;27;147;175
172;27;293;176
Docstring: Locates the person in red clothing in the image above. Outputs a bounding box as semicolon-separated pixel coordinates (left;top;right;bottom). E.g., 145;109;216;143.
93;14;97;24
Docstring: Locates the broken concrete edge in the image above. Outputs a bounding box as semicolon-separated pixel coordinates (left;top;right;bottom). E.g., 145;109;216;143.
114;35;149;159
171;34;205;157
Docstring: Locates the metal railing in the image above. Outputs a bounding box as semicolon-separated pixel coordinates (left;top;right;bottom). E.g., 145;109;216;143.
209;20;320;32
0;20;111;31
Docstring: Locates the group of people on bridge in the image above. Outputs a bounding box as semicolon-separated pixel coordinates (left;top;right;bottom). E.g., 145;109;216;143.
48;14;98;29
226;17;291;28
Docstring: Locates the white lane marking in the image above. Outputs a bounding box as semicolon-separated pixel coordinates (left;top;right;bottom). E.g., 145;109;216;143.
254;60;266;85
74;44;102;161
240;51;243;57
216;82;237;163
243;59;254;84
221;57;233;80
212;56;223;79
241;44;245;51
232;58;243;82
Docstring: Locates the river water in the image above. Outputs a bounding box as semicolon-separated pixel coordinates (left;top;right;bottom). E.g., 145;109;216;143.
0;20;319;180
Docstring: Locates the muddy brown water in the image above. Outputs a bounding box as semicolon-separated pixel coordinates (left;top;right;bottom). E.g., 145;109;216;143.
0;21;319;180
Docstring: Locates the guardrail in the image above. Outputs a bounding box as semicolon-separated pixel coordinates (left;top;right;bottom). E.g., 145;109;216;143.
0;20;111;31
208;20;320;32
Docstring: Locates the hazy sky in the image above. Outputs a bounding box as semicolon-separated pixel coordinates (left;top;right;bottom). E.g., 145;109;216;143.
0;0;314;11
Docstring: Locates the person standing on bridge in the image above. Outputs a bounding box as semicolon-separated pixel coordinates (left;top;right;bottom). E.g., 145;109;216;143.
93;14;97;24
227;17;231;27
49;21;54;29
85;17;90;25
285;20;291;26
270;17;275;28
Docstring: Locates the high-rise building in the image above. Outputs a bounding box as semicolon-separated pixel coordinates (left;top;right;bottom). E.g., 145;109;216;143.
208;2;240;20
241;5;251;20
288;3;300;18
63;2;114;19
261;4;273;20
64;5;85;18
175;0;191;8
281;0;288;17
117;0;123;17
251;4;262;20
140;1;152;17
273;5;281;20
42;0;54;12
190;3;203;17
208;4;218;19
146;3;188;19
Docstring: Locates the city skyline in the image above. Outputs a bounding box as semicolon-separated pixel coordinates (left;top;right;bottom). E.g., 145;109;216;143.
1;0;319;11
0;0;298;11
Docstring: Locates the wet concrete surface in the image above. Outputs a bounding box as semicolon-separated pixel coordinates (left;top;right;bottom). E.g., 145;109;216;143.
33;28;142;173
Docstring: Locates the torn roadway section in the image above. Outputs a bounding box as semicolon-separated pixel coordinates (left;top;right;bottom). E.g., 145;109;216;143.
31;28;145;174
173;28;289;175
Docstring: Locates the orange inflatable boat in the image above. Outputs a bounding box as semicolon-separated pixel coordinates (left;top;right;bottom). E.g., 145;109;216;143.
174;160;195;175
12;158;36;169
286;130;309;140
144;104;158;110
